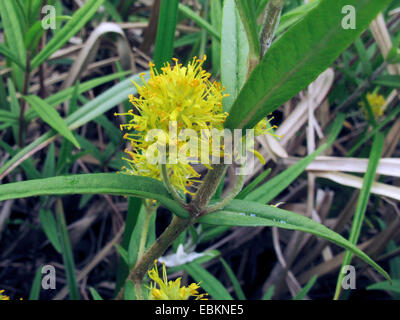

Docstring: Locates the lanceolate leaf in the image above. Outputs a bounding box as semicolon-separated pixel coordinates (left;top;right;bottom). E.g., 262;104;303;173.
0;0;26;90
31;0;105;69
225;0;391;131
0;173;189;219
221;0;249;112
199;199;390;282
154;0;179;70
0;72;146;179
23;95;81;149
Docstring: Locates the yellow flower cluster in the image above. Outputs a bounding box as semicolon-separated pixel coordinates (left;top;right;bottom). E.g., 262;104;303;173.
116;56;276;194
147;261;207;300
359;92;386;118
0;290;10;300
116;55;228;194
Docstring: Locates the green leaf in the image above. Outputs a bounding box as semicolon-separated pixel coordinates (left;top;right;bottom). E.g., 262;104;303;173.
373;75;400;88
39;209;62;253
178;3;220;40
23;95;81;148
293;275;318;300
221;0;249;112
182;262;233;300
367;279;400;294
31;0;105;69
0;43;26;69
0;0;26;90
42;143;56;178
262;285;274;300
236;168;271;199
210;0;222;75
28;267;43;300
0;72;144;179
25;16;72;51
127;206;147;268
56;199;80;300
234;0;260;60
115;197;142;294
199;199;390;282
0;173;189;219
334;132;385;300
153;0;179;70
89;287;104;300
124;281;136;300
220;258;246;300
225;0;391;131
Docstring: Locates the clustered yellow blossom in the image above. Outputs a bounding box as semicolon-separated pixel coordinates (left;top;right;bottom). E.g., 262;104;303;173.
0;290;10;300
359;92;386;118
147;261;207;300
115;56;276;194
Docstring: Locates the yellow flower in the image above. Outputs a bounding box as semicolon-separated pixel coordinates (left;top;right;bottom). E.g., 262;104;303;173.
115;55;228;194
147;261;207;300
359;92;386;118
0;290;10;300
115;56;278;194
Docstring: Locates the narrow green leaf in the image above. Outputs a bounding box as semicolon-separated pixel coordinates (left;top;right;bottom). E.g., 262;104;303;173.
56;199;80;300
182;262;233;300
39;209;62;253
220;258;246;300
89;287;104;300
178;3;220;40
334;132;385;300
31;0;105;69
210;0;222;75
293;275;318;300
236;168;271;199
0;173;190;219
0;0;26;90
367;279;400;294
235;0;260;59
262;285;274;300
154;0;179;70
42;143;56;178
0;72;144;179
0;43;26;69
124;281;136;300
199;199;390;282
373;75;400;88
23;95;81;148
115;197;142;294
28;267;42;300
225;0;391;131
127;206;147;268
221;0;249;112
25;16;72;51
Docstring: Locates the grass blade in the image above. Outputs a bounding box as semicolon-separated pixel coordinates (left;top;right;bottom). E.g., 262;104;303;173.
23;95;81;148
153;0;179;70
55;199;80;300
0;173;189;219
333;132;385;300
199;199;390;283
31;0;105;69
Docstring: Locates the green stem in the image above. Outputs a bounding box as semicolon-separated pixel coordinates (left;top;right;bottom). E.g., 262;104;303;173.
115;215;193;300
205;168;245;213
